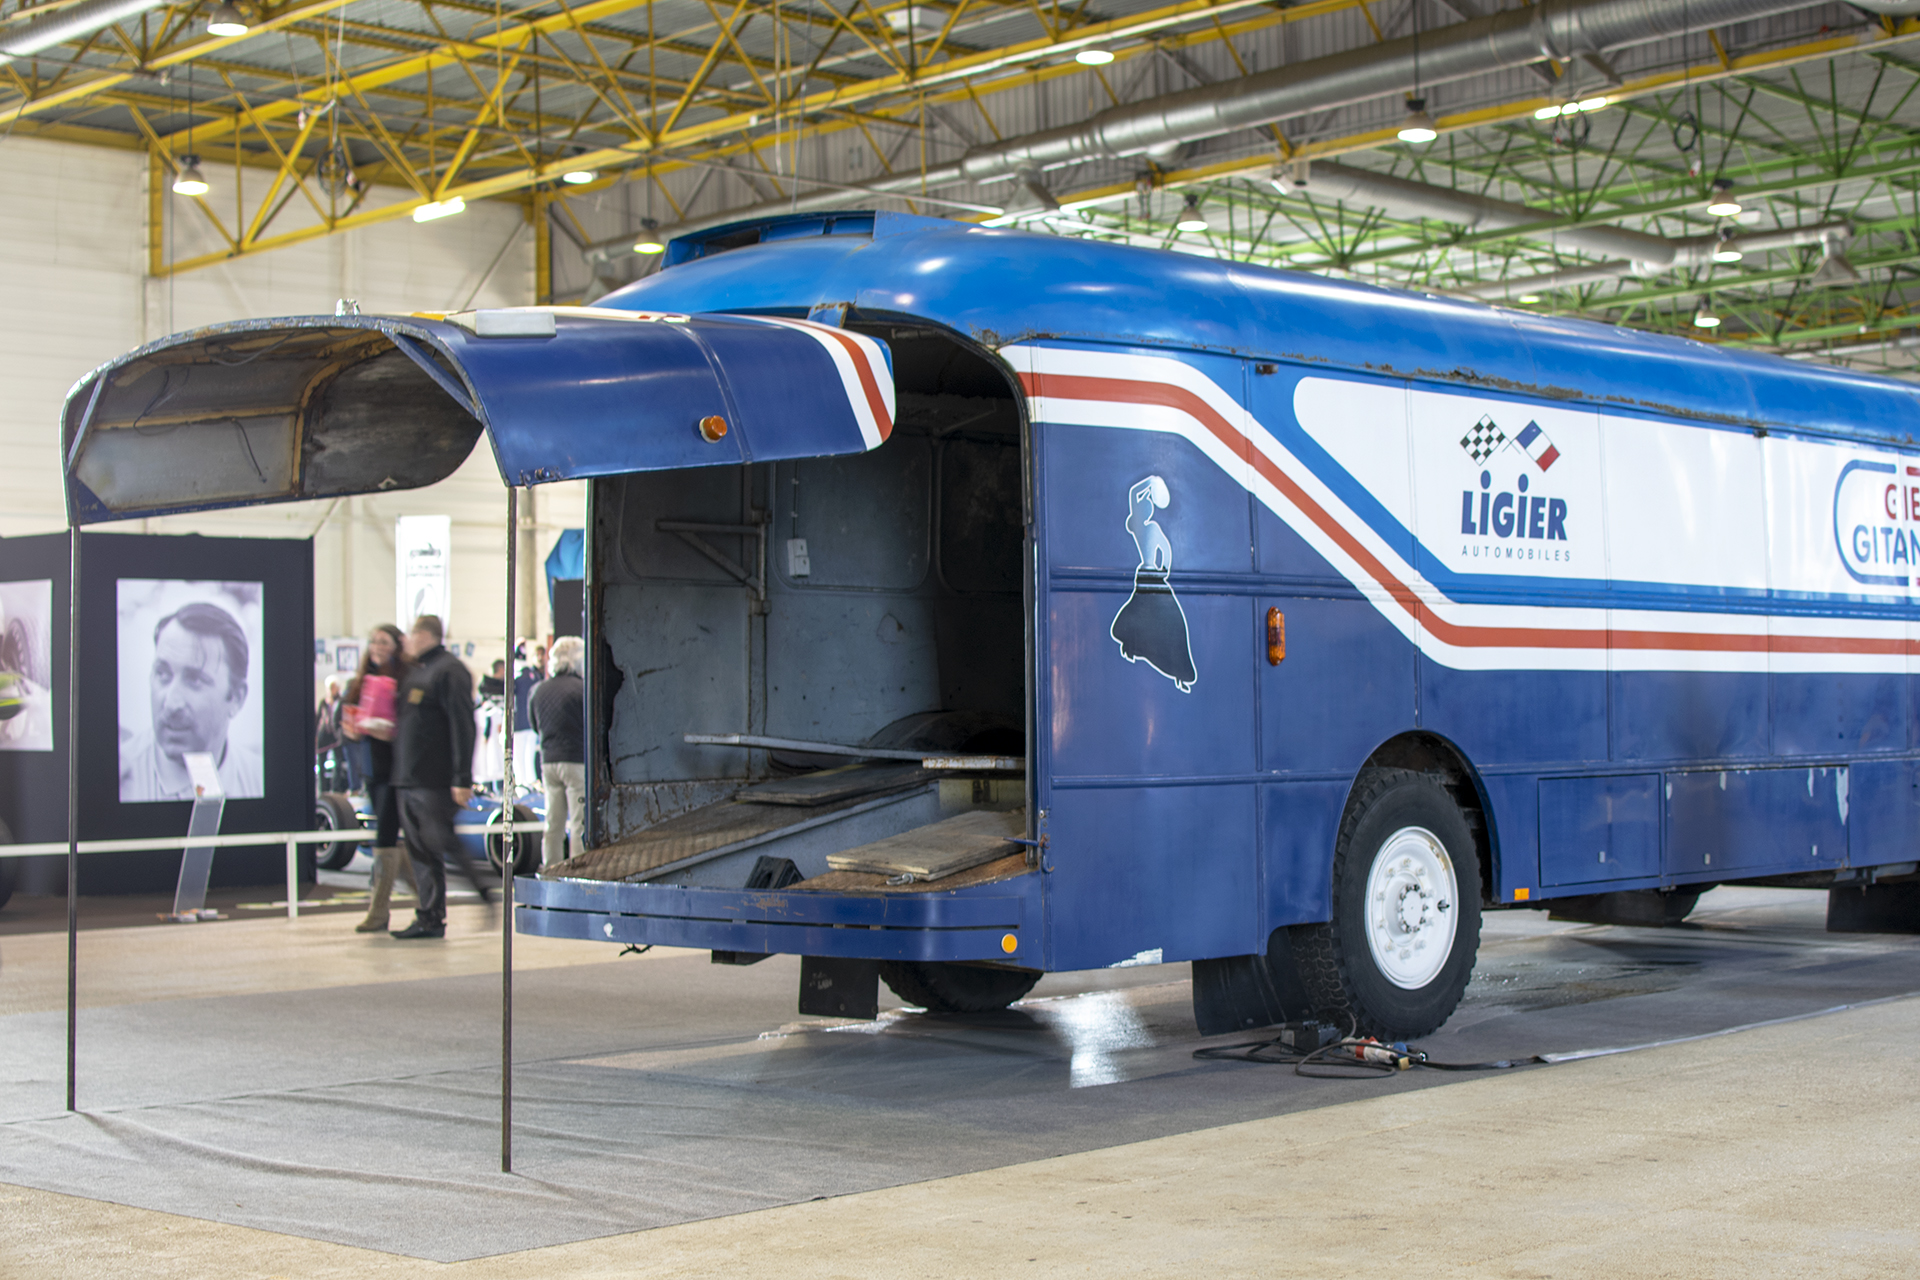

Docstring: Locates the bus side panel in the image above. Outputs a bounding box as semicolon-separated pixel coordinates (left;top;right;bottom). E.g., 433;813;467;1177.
1764;432;1913;761
1419;665;1607;769
1250;473;1417;775
1261;780;1346;928
1034;348;1267;968
1848;758;1920;865
1047;586;1257;779
1047;785;1260;968
1259;590;1415;774
1665;767;1849;879
1771;672;1907;756
1611;671;1769;763
1479;771;1539;901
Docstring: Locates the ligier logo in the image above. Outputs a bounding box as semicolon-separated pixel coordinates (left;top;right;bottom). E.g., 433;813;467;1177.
1834;458;1920;588
1457;415;1572;565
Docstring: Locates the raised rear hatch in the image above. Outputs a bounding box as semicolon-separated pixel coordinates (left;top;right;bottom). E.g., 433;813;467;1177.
61;307;893;522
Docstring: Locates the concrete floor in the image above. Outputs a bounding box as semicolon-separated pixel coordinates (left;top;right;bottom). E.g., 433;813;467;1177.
2;889;1917;1277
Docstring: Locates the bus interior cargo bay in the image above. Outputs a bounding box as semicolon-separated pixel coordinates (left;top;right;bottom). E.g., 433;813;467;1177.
531;320;1045;1012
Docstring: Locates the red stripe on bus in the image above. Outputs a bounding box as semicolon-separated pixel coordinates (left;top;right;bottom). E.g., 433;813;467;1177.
1019;370;1920;659
809;323;894;442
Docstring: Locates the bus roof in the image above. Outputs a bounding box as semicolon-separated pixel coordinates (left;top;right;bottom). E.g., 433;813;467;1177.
611;210;1920;448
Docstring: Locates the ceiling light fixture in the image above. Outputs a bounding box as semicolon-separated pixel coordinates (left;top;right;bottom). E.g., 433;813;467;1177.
1705;178;1742;218
1712;228;1743;264
1398;98;1438;144
1517;293;1543;304
1693;299;1722;329
632;217;666;254
412;197;466;223
172;156;209;196
1075;48;1114;65
1536;96;1610;121
1175;195;1209;233
1809;231;1863;288
206;2;248;36
561;170;597;185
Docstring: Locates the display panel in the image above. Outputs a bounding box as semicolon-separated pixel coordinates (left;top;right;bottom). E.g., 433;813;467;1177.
115;579;266;802
0;578;54;752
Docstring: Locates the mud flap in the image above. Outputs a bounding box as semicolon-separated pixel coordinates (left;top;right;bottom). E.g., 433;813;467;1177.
1190;929;1313;1036
1827;882;1920;934
799;956;880;1020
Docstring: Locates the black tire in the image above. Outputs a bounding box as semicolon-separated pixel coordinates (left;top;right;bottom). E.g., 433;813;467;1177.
1289;768;1482;1040
879;961;1042;1012
486;804;540;876
0;816;16;913
313;793;363;870
1548;888;1702;928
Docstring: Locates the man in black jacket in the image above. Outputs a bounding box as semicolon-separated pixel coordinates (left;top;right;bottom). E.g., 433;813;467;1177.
391;614;490;939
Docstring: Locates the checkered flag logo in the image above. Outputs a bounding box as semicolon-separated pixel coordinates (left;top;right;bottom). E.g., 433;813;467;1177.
1460;415;1506;465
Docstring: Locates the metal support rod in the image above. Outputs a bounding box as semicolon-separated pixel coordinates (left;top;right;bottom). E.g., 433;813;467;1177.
286;836;300;920
501;485;517;1175
65;528;80;1113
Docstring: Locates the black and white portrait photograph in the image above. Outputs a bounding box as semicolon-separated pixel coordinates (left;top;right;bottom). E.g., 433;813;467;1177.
116;579;265;802
0;577;53;752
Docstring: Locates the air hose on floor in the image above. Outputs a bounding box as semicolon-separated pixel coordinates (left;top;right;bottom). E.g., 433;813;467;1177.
1192;1017;1539;1078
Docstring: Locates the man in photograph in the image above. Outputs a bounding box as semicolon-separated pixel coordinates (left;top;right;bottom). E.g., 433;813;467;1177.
120;600;262;801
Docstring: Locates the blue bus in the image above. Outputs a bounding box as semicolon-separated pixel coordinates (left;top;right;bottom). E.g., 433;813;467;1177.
63;211;1920;1039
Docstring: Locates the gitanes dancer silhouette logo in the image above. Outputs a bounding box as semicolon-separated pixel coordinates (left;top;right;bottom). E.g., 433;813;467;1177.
1110;475;1197;692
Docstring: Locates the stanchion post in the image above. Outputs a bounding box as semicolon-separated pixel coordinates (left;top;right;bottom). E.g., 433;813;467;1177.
65;527;80;1113
286;836;299;920
501;485;517;1175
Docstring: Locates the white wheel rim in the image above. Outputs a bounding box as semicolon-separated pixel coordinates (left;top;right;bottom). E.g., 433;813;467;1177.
1364;825;1459;990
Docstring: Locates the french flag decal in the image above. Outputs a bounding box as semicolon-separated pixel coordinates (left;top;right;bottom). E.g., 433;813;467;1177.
1514;420;1560;471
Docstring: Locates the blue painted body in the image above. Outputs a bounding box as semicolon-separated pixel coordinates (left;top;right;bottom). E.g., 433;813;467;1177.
239;212;1920;971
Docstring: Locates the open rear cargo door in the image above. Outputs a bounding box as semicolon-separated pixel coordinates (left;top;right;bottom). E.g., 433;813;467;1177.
61;307;895;522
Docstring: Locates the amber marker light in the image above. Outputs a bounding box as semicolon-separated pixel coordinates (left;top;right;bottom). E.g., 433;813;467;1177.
699;415;729;442
1266;607;1286;665
1001;934;1019;954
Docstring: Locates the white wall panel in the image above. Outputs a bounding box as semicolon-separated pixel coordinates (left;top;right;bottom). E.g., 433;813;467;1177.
0;136;581;670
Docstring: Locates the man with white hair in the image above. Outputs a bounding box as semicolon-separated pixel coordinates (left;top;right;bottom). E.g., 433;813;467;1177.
529;637;586;867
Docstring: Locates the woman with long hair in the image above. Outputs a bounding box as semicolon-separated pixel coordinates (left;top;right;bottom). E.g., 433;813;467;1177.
343;624;414;933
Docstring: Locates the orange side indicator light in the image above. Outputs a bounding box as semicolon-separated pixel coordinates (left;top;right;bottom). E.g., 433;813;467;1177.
1514;887;1531;902
698;414;729;442
1266;607;1286;665
1001;933;1019;954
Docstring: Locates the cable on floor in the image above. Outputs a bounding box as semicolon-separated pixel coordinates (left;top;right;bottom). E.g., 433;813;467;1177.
1193;1013;1539;1078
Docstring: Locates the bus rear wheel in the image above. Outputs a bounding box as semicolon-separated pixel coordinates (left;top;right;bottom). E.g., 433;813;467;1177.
1290;768;1482;1040
879;961;1041;1013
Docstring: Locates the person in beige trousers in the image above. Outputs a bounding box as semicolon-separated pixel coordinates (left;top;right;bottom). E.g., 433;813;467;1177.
341;624;416;932
529;637;587;869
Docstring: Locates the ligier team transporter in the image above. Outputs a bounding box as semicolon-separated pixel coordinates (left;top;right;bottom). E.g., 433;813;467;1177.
63;212;1920;1039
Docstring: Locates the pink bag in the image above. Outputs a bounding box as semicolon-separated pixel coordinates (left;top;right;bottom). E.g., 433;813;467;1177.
353;675;398;740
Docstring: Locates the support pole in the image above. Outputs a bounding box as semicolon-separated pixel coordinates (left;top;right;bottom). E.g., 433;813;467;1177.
501;485;517;1175
286;836;300;919
65;528;80;1113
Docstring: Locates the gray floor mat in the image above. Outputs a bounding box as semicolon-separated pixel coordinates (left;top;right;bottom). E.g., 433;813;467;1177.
0;888;1915;1261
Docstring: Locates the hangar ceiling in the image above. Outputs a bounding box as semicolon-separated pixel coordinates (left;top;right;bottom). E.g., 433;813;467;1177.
7;0;1920;370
